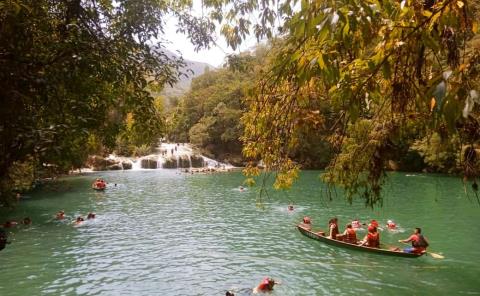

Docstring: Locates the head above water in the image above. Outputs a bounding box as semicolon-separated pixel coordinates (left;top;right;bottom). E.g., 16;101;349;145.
23;217;31;225
87;213;95;219
263;277;275;289
303;216;311;224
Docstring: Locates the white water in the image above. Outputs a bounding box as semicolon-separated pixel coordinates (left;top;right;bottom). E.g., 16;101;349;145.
107;143;233;170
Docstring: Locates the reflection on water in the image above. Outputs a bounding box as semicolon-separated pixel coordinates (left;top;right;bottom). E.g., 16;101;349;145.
0;171;479;295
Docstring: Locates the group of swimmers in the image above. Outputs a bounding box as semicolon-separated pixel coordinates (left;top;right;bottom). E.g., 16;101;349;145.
301;216;429;254
1;217;32;228
56;210;96;225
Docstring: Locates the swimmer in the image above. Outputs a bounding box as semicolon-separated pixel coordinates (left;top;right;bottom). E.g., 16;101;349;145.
239;186;245;192
386;219;397;230
288;204;294;211
87;213;96;219
351;219;362;229
22;217;32;225
253;277;278;293
2;221;18;228
74;216;84;225
56;210;65;220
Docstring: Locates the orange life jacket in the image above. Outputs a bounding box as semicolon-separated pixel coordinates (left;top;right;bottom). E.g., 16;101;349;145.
367;232;380;248
346;228;357;243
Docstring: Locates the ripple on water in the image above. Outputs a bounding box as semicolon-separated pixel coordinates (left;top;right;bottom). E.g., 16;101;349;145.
0;171;479;295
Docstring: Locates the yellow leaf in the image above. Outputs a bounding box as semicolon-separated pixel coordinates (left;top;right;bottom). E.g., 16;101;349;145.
456;1;464;8
430;98;436;112
422;10;432;17
473;21;478;34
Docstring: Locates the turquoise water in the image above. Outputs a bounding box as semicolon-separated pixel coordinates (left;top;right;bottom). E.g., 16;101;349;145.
0;170;479;295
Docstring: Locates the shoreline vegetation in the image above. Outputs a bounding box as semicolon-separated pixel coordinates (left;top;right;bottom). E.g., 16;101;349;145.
1;1;479;207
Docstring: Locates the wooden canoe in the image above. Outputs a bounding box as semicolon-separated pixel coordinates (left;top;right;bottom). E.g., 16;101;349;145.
297;225;424;258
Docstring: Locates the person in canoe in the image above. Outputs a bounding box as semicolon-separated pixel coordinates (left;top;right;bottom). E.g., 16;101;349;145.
328;217;339;239
369;219;379;228
342;223;357;244
359;225;380;248
398;227;429;254
300;216;312;230
253;277;277;293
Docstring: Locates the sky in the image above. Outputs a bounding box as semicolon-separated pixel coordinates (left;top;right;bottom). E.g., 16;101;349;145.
162;3;260;68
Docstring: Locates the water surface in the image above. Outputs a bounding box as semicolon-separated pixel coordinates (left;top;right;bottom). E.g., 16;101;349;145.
0;171;478;295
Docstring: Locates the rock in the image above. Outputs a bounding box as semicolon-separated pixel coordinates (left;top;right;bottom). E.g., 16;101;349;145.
162;156;177;169
178;155;191;168
86;155;122;171
141;158;158;169
107;164;123;170
190;155;204;168
122;162;132;170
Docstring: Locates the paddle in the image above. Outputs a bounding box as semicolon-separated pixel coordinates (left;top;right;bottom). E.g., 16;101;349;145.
398;241;444;259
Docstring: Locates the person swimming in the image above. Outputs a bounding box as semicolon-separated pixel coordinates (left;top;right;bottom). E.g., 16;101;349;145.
87;213;96;219
386;219;397;229
74;216;84;225
351;219;362;229
288;204;294;211
56;210;65;220
253;277;277;293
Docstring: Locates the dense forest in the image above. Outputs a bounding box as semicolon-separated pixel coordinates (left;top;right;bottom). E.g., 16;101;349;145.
1;0;479;207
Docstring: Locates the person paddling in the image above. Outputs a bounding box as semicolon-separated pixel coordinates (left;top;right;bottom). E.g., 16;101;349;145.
399;227;429;254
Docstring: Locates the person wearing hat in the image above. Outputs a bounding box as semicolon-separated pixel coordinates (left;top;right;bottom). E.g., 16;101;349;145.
360;225;380;248
253;277;276;293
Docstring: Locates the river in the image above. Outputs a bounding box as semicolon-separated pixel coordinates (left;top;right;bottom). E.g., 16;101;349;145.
0;171;479;295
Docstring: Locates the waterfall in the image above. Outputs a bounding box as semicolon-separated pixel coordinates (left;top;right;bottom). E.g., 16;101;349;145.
86;143;232;171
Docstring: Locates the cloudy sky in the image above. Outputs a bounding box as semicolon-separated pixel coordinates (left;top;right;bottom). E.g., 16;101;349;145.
162;3;260;67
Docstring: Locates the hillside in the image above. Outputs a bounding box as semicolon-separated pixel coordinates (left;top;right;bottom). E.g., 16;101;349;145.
161;50;215;105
